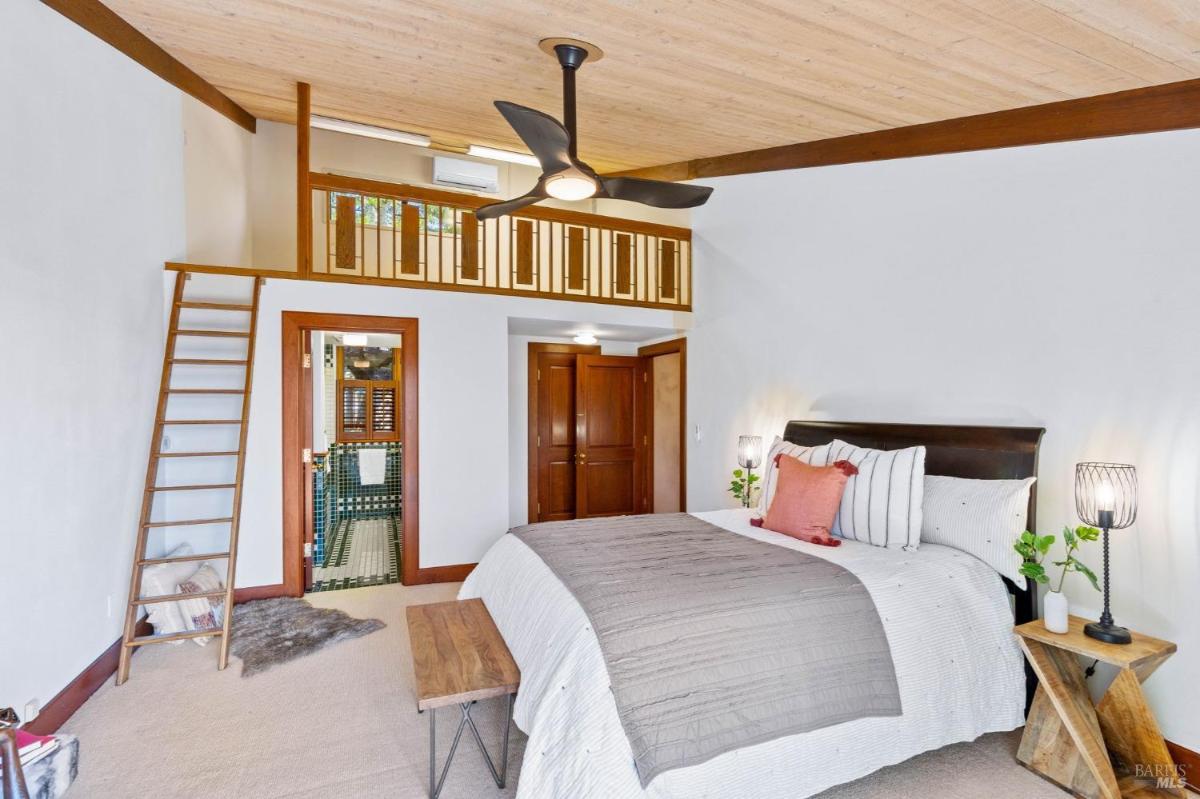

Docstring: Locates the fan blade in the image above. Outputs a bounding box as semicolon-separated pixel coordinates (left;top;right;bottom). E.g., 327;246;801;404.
494;101;574;173
599;176;713;209
475;189;546;221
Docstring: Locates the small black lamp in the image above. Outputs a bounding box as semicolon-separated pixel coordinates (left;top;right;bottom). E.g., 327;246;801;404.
737;436;763;509
1075;462;1137;644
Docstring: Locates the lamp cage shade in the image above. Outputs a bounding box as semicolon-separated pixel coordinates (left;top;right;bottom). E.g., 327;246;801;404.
737;435;763;470
1075;462;1137;530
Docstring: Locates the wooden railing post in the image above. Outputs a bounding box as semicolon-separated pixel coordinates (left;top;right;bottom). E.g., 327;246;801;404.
297;82;312;277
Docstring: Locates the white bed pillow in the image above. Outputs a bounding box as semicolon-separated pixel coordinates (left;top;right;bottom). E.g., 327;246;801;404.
756;436;830;513
141;543;197;645
921;475;1036;583
177;563;225;647
818;439;925;550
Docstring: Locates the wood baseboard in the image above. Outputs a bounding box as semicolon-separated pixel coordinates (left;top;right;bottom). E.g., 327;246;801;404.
407;563;476;585
1167;740;1199;792
25;618;151;735
233;583;288;602
25;581;282;735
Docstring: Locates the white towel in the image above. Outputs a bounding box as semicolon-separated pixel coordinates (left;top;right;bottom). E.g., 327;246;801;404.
358;448;387;485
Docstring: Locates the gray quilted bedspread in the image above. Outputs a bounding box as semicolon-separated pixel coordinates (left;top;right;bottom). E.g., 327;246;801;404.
512;512;901;787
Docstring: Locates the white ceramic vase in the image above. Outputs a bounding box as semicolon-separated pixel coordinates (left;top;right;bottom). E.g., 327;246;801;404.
1043;590;1069;634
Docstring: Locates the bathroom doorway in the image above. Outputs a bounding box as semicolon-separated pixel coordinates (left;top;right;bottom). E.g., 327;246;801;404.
308;330;404;591
281;313;420;595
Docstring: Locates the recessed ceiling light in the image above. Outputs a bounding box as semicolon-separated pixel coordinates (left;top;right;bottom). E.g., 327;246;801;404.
342;334;368;346
573;332;598;345
311;115;431;147
467;144;541;168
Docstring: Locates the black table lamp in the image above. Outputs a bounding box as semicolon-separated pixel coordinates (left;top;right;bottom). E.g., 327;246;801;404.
737;436;763;508
1075;462;1137;644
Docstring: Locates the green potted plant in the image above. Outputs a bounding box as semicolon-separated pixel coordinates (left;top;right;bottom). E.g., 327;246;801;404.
1013;525;1101;634
729;468;760;508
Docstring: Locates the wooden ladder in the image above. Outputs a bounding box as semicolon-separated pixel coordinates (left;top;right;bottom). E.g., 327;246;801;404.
116;271;263;685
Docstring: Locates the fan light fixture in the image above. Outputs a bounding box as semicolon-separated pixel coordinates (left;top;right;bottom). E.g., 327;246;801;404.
474;38;713;220
573;332;598;345
546;172;597;201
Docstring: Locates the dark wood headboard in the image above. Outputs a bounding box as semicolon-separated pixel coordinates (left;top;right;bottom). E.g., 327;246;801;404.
783;419;1045;711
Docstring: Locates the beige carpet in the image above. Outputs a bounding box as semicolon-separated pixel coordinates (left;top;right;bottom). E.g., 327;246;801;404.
63;582;1071;799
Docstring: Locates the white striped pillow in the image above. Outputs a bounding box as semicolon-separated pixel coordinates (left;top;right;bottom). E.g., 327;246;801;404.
920;475;1036;583
819;439;925;550
756;436;829;514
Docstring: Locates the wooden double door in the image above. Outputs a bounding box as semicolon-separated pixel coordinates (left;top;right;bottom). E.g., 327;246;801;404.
530;346;646;522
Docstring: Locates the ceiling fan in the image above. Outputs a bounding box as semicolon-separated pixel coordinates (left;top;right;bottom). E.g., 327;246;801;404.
475;38;713;220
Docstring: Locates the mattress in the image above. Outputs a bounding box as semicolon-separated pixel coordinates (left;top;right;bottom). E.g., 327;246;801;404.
459;508;1025;799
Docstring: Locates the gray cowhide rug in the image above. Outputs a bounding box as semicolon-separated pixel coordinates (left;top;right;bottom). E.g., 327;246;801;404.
230;597;385;676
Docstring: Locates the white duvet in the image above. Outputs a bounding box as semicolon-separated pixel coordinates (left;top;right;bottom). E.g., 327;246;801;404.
459;508;1025;799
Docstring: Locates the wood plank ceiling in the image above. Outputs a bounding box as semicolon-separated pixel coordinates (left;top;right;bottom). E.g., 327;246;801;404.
105;0;1200;172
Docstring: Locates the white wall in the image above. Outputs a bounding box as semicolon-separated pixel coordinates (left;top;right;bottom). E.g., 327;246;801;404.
233;279;679;586
183;96;253;265
0;0;187;718
688;129;1200;749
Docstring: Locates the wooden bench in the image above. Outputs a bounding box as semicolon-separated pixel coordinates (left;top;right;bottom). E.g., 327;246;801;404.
407;599;520;799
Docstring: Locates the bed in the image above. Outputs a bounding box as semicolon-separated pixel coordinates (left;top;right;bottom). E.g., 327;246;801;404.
460;421;1044;799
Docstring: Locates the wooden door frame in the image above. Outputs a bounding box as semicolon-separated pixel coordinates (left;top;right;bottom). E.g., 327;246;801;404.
527;342;599;524
282;312;429;594
638;337;687;512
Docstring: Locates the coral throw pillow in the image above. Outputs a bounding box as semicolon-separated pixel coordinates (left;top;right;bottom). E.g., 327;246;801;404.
761;454;858;546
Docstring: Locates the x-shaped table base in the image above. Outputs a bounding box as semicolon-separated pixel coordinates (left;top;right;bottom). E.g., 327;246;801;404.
427;695;514;799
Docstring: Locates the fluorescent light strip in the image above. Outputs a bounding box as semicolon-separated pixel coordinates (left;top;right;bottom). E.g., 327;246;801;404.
467;144;541;168
311;115;431;147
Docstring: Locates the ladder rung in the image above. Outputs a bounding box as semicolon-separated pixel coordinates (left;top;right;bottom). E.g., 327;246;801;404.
132;589;228;606
174;329;250;338
148;483;237;492
155;451;239;458
144;517;233;528
177;301;253;311
166;389;246;394
139;552;230;566
160;419;241;425
127;629;224;647
170;359;248;365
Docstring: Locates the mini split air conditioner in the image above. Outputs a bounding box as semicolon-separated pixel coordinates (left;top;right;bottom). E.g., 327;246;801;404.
432;156;499;194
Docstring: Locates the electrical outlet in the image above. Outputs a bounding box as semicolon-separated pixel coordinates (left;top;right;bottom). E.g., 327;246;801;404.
24;699;39;723
161;435;172;451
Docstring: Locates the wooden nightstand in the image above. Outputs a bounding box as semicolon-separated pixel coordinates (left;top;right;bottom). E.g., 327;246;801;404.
1015;615;1183;799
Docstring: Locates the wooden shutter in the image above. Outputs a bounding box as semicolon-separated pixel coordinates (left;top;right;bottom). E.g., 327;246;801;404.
370;383;400;441
338;380;370;441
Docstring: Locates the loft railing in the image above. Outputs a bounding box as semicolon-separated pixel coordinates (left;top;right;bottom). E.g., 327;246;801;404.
308;173;692;311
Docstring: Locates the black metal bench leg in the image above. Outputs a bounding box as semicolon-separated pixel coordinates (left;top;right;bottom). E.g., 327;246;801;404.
427;695;515;797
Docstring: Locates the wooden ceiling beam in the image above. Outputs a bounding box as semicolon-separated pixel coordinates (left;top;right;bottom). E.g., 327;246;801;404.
609;78;1200;182
40;0;256;133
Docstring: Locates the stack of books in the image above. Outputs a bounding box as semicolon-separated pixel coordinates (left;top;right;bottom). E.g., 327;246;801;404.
0;728;59;775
